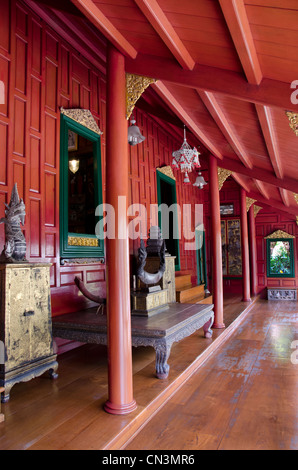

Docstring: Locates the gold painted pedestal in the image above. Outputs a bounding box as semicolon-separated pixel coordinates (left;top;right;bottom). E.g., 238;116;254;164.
0;263;58;402
131;289;169;317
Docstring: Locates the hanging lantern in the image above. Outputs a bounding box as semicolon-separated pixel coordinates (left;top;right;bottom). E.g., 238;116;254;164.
69;159;80;174
128;116;145;146
172;126;201;182
193;171;207;189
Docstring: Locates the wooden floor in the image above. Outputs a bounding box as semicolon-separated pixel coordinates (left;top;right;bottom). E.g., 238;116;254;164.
126;298;298;450
0;295;297;450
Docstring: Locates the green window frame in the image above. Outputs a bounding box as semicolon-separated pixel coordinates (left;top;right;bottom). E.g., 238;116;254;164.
60;114;104;260
266;238;295;278
156;169;181;271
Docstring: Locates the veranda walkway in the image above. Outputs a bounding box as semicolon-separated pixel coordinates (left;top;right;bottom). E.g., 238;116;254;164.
126;299;298;450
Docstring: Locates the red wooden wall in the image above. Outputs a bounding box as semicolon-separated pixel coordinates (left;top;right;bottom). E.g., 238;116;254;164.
0;0;202;320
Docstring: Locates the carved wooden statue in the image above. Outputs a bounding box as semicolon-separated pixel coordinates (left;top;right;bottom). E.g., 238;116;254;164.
0;183;27;263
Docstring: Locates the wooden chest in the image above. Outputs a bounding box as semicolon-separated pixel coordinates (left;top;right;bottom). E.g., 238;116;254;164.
0;263;58;402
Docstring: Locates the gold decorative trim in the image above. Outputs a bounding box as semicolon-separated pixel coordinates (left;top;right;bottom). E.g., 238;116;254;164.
294;193;298;204
264;230;295;239
246;197;257;212
68;236;99;247
126;73;156;120
254;205;262;217
61;108;103;135
286;111;298;136
156;166;176;180
218;168;232;191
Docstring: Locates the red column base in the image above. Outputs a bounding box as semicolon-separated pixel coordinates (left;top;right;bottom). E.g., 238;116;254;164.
242;298;252;302
104;399;137;415
212;322;225;329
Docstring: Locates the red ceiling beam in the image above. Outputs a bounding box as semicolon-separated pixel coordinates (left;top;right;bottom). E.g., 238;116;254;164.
198;91;253;169
247;191;298;217
218;0;262;85
213;156;298;194
134;0;195;70
125;54;296;110
255;104;284;179
71;0;137;59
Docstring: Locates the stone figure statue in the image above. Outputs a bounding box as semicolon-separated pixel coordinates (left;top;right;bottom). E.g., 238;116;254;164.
0;183;27;263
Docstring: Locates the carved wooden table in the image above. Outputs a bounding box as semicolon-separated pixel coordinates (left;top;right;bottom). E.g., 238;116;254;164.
52;303;214;379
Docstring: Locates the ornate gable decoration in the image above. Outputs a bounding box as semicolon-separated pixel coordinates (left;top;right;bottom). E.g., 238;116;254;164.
60;108;103;135
246;197;257;212
126;73;156;120
218;168;232;191
264;230;295;239
286;111;298;136
157;166;176;180
254;205;262;217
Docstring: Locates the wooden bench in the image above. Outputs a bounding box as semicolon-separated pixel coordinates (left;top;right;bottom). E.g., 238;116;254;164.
53;303;214;379
0;387;4;422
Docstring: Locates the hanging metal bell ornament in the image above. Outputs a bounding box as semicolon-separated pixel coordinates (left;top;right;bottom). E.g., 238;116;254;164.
193;171;207;189
128;116;146;146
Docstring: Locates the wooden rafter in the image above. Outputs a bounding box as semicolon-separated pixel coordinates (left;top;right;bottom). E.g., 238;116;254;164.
53;10;107;62
218;157;297;194
0;81;4;105
279;188;290;207
218;0;262;85
254;180;270;200
232;173;250;193
26;0;106;72
255;105;283;179
134;0;195;70
198;91;253;169
248;191;298;217
70;0;137;59
125;54;296;110
152;81;223;160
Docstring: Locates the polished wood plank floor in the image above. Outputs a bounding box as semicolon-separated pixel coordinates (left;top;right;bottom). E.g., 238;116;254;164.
126;299;298;450
0;296;296;450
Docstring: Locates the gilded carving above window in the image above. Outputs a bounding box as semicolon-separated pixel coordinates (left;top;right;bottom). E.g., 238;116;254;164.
60;108;102;136
264;230;295;239
156;166;176;181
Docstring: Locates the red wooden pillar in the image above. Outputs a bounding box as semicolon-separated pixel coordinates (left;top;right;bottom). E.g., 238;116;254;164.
104;44;137;415
248;205;257;296
209;155;225;329
240;188;251;302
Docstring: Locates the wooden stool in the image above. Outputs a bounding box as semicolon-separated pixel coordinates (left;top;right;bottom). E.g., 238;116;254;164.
0;387;4;422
